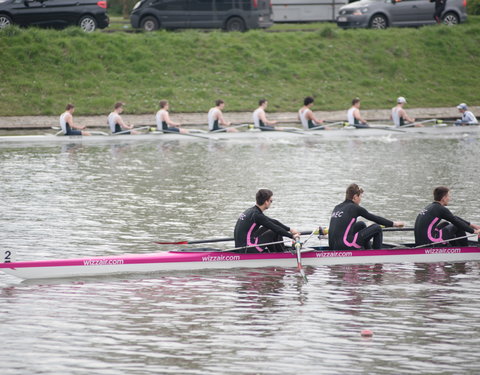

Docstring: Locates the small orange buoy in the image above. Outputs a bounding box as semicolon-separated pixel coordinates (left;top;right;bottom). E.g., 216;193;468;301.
361;329;373;337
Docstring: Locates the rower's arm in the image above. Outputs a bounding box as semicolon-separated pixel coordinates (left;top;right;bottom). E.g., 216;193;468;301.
116;115;132;130
218;113;231;126
164;112;180;127
67;114;85;130
307;110;323;124
359;206;394;227
398;108;414;123
256;215;293;238
260;111;277;126
354;109;367;124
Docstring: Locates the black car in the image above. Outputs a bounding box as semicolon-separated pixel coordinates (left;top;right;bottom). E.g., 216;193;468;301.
0;0;109;32
130;0;273;32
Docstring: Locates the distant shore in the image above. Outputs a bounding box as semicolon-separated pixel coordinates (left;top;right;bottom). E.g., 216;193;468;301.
0;107;475;130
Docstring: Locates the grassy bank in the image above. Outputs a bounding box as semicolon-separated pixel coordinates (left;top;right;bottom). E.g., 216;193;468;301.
1;19;479;116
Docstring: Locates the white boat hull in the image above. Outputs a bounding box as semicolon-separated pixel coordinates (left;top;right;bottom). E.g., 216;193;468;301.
1;245;479;280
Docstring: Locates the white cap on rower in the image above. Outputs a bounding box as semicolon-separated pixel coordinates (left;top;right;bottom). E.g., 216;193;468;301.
397;97;407;104
456;103;468;110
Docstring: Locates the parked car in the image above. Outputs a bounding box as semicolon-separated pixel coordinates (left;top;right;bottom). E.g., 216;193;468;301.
130;0;273;32
336;0;467;29
0;0;109;32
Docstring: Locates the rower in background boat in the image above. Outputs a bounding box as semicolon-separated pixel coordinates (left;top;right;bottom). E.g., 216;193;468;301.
108;102;139;135
454;103;478;126
414;186;480;247
59;104;91;136
347;98;369;128
328;183;404;250
391;97;423;127
253;99;280;131
298;96;328;130
207;99;238;132
156;100;190;134
234;189;300;253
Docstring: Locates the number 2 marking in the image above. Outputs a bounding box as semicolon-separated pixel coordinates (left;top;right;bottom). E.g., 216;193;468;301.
4;250;11;263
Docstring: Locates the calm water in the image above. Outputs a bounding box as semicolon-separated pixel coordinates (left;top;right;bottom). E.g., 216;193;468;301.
1;133;479;374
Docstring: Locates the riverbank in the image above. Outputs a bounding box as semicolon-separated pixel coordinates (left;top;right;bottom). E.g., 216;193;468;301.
1;21;480;116
0;106;475;130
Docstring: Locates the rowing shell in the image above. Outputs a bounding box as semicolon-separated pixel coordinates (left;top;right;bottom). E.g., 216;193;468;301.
0;125;478;146
1;244;479;280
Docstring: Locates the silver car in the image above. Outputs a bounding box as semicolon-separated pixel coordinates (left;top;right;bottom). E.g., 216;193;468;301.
337;0;467;29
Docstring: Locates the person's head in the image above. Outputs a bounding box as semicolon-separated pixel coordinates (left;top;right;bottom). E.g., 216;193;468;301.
346;183;364;204
304;96;314;107
456;103;468;113
159;100;169;109
352;97;361;108
215;99;225;109
259;99;268;108
256;189;273;209
433;186;450;205
65;103;75;113
114;102;124;113
397;97;407;106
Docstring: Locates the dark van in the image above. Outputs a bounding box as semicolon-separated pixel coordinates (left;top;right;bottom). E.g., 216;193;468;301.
130;0;273;31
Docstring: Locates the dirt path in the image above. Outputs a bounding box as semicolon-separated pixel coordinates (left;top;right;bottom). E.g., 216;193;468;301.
0;107;475;130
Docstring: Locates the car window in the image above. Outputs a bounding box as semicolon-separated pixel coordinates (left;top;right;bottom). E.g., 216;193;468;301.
154;0;188;10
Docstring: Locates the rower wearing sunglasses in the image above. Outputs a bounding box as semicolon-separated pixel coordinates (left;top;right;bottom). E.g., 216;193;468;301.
234;189;300;253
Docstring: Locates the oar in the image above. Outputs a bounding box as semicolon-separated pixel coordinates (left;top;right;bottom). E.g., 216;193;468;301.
324;121;348;127
155;237;234;245
154;230;317;246
160;129;219;141
259;126;320;136
112;126;150;135
222;239;288;252
293;238;307;282
210;123;249;133
51;126;108;136
318;227;414;235
412;232;479;249
366;124;407;133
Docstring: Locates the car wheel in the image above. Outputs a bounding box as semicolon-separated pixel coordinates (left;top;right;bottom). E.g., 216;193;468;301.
79;15;97;32
0;14;12;29
225;17;245;32
141;16;159;31
442;12;459;26
369;14;388;29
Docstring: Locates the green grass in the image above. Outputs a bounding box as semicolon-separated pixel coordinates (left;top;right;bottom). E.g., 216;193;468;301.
0;18;479;116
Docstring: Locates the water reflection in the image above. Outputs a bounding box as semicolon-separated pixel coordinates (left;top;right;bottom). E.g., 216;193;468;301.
1;136;480;374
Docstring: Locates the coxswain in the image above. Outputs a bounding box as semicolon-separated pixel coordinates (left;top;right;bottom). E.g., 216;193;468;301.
298;96;327;130
207;99;238;132
108;102;139;135
253;99;278;131
328;183;404;250
59;104;91;136
391;97;423;127
454;103;478;126
347;98;369;128
156;100;189;134
234;189;300;253
414;186;480;247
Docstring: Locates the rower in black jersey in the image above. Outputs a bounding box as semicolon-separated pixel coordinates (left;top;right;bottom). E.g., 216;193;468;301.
414;186;480;247
234;189;300;253
328;184;404;250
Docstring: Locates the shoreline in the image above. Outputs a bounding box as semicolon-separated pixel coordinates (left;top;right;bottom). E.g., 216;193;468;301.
0;107;475;130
